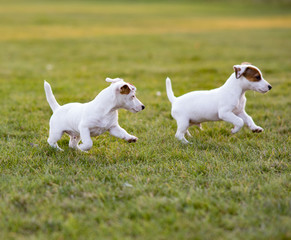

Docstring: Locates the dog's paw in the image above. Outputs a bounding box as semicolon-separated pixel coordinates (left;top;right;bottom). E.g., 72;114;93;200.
127;137;138;143
77;143;92;152
231;127;240;134
252;126;264;133
180;138;190;144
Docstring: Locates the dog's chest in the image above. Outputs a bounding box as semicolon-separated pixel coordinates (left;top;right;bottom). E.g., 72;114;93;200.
87;111;117;136
232;97;245;114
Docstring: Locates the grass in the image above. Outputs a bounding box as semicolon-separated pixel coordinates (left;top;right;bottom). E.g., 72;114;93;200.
0;1;290;239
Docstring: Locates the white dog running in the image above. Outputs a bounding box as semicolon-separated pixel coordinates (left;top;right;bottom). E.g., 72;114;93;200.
44;78;145;151
166;63;272;143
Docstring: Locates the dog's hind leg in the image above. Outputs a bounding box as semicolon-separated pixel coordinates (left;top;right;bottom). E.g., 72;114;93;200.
189;122;203;131
69;135;80;149
47;130;64;151
175;118;190;144
78;127;93;152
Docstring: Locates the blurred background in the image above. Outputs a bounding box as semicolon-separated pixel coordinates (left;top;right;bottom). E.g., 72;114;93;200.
0;1;291;239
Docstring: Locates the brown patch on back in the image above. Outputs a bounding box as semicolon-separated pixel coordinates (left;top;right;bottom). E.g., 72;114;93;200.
120;84;131;94
242;67;261;82
241;62;252;65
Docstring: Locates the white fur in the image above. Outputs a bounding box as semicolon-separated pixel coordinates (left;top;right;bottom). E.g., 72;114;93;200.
166;64;272;143
44;78;145;151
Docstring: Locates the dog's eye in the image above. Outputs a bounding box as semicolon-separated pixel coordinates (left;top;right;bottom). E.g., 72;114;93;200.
256;75;261;80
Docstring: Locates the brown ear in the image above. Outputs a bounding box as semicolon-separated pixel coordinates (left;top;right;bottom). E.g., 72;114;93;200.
120;84;130;95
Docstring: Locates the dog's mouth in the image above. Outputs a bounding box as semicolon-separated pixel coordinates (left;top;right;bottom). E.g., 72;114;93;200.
258;89;269;94
130;108;139;113
130;105;145;113
255;87;269;94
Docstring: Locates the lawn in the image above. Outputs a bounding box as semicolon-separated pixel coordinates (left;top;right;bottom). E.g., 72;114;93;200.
0;0;290;239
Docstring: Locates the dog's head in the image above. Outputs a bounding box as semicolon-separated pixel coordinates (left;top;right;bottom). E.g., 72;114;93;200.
106;78;145;113
233;62;272;93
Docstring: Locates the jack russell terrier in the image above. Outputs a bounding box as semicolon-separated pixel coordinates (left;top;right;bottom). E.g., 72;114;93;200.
166;63;272;143
44;78;145;151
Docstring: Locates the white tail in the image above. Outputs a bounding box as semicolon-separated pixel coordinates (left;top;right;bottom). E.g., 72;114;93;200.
44;80;60;112
166;77;176;103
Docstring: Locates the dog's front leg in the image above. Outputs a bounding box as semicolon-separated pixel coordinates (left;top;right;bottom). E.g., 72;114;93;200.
237;111;263;133
78;127;93;151
218;109;244;134
109;125;138;143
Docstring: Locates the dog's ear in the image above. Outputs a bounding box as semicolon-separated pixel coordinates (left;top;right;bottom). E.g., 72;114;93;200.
106;77;123;83
233;65;248;79
120;84;131;95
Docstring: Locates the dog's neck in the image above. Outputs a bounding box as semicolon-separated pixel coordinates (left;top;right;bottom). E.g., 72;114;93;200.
221;73;246;97
90;86;120;114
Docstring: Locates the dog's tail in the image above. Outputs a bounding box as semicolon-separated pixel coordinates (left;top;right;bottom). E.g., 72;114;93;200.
44;80;60;112
166;77;176;103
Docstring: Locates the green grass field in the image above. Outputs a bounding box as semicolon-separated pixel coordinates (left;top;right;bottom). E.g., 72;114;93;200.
0;1;290;239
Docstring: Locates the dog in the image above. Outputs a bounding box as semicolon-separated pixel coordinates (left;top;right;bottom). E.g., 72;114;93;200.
166;63;272;143
44;78;145;151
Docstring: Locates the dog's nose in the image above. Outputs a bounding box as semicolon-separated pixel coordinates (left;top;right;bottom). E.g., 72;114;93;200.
268;85;272;90
142;105;145;110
